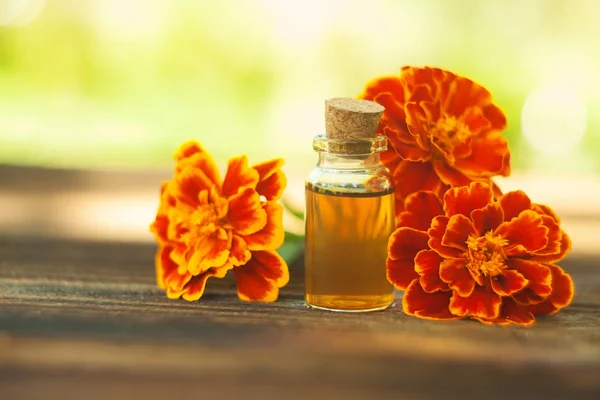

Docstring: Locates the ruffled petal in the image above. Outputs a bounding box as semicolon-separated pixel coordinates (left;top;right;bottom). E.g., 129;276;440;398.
222;155;259;198
427;216;463;259
387;227;429;261
234;250;289;302
432;159;473;187
444;75;492;117
534;215;562;255
187;234;230;275
360;76;406;106
524;264;574;315
394;161;444;202
402;279;460;320
453;134;510;178
414;249;447;293
443;182;493;218
181;268;221;301
173;165;217;206
441;214;477;251
151;214;170;243
155;244;176;290
471;201;504;236
229;234;251;267
476;297;535;326
439;258;475;297
531;232;571;263
499;190;531;221
228;187;267;235
252;158;287;201
386;258;418;290
241;202;285;251
496;210;549;256
386;227;428;290
449;285;502;320
490;270;528;296
508;258;552;306
397;191;443;231
384;126;431;161
532;203;560;223
481;103;507;133
173;141;221;188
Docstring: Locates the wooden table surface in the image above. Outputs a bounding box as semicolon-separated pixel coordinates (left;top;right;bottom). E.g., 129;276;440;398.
0;236;599;400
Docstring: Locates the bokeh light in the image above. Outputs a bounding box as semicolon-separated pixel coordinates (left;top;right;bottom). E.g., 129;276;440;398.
521;84;587;156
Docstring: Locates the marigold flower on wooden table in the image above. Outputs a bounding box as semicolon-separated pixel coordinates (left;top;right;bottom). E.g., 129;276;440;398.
387;182;574;326
359;66;511;218
150;141;289;302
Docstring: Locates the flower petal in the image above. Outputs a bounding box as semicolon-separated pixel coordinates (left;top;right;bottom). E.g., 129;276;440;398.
428;216;463;259
155;245;176;290
533;215;565;258
174;141;221;188
490;270;528;296
228;187;268;235
414;250;447;293
449;285;502;320
508;258;552;306
234;250;289;302
187;234;230;275
443;182;494;218
499;190;531;221
385;126;431;162
252;158;287;201
453;134;510;178
439;258;475;296
229;235;251;267
397;191;443;231
360;76;406;106
524;264;574;315
386;227;428;290
444;75;492;117
241;202;285;251
471;201;504;236
477;297;535;326
387;227;429;260
432;159;473;187
386;258;418;290
394;161;445;202
222;155;259;198
181;268;221;302
496;210;549;256
531;232;572;263
441;214;477;251
402;279;460;320
173;165;217;206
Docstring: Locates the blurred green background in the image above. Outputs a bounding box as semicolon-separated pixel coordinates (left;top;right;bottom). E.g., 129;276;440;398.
1;0;599;174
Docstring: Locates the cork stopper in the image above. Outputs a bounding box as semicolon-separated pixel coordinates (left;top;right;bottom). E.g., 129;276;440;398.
325;98;384;140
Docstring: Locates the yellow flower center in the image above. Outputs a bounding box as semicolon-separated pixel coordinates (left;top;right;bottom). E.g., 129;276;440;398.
191;204;221;236
465;232;508;278
429;116;470;154
186;194;229;244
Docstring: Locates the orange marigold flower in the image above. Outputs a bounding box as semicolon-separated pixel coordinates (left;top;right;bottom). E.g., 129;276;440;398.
359;66;511;217
150;141;289;302
387;182;574;326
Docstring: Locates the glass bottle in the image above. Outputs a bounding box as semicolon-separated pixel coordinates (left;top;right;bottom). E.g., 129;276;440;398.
304;98;395;312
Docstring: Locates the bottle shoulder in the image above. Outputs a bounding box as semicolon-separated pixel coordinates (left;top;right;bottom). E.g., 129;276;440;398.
306;164;393;194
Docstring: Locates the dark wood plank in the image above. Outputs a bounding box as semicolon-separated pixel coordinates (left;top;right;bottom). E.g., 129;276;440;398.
0;237;599;399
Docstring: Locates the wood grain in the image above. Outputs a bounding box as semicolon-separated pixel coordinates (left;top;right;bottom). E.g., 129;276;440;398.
0;236;599;400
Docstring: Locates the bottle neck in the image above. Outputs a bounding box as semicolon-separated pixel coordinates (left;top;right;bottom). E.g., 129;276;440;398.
317;152;382;170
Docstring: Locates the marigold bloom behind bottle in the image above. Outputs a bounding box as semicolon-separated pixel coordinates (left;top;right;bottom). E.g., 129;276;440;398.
304;98;395;312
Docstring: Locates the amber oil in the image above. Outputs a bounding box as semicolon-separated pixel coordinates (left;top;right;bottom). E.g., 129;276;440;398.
305;184;395;311
304;98;395;312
